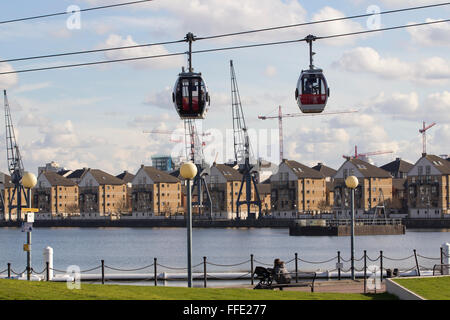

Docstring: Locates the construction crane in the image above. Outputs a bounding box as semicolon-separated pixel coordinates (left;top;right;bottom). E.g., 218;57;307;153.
419;121;436;154
3;90;30;222
230;60;261;220
142;125;213;218
183;119;212;218
259;107;358;163
342;145;394;160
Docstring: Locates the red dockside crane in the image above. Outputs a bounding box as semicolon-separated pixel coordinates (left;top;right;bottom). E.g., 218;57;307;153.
419;121;436;154
259;107;358;163
342;145;393;160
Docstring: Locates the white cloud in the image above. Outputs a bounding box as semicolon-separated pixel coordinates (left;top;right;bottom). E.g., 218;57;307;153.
378;0;445;7
309;7;367;45
99;34;184;70
407;19;450;47
363;90;450;122
333;47;450;83
0;61;18;88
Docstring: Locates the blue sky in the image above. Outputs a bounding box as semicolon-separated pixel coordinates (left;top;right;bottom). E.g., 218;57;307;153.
0;0;449;175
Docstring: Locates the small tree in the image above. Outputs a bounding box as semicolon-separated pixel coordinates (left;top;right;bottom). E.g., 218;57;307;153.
65;203;79;215
116;199;131;215
317;200;331;213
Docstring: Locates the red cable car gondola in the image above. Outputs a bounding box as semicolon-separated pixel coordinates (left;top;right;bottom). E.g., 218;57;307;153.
173;71;210;119
295;35;330;113
172;33;210;120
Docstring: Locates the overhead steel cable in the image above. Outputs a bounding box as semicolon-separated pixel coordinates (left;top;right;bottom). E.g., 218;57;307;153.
0;18;449;76
317;18;450;41
197;2;450;41
1;2;449;64
0;39;186;64
0;0;154;25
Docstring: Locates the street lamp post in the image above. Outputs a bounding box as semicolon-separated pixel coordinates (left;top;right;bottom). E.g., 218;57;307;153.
180;162;198;288
345;176;358;281
22;172;37;281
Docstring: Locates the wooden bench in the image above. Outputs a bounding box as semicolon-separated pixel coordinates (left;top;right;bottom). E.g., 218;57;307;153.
253;266;316;292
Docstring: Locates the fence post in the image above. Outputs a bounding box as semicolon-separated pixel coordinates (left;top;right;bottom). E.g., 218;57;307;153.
295;253;298;283
337;251;341;281
379;251;383;283
413;249;421;277
7;263;11;279
46;262;49;281
250;254;254;285
203;257;207;288
101;260;105;284
363;250;367;294
440;247;444;275
154;258;157;287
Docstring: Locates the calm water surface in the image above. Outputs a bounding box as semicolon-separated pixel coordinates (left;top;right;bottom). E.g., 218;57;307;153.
0;228;449;274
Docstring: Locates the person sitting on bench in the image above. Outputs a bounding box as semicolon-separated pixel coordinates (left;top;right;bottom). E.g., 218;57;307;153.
273;259;291;284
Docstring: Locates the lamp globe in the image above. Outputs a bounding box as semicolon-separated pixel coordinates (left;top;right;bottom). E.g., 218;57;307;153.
22;172;37;188
345;176;359;189
180;162;197;180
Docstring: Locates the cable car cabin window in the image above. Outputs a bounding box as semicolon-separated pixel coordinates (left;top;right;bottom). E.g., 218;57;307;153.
301;75;326;105
175;76;206;118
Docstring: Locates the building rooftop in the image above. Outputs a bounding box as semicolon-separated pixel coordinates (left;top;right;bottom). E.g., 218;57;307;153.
65;168;89;180
41;171;77;187
423;154;450;175
116;171;135;184
381;158;414;176
214;164;243;181
312;162;337;178
283;160;324;179
88;169;126;186
346;158;391;178
141;166;180;183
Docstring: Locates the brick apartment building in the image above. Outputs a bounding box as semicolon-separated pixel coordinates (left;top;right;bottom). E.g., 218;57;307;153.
208;164;262;219
131;165;182;217
33;171;79;217
333;158;392;218
270;160;327;218
0;173;17;221
407;154;450;218
78;169;127;216
116;170;135;214
312;162;337;211
381;158;414;214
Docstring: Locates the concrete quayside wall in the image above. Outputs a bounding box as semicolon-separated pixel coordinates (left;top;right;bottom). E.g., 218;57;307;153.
0;218;449;229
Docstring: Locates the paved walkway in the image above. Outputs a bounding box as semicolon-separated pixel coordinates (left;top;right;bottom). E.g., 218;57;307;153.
223;280;386;294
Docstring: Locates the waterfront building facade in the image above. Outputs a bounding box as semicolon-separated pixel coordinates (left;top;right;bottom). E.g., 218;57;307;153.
33;171;79;218
116;171;135;214
312;162;337;211
380;158;414;214
0;173;17;221
131;165;182;217
407;154;450;218
78;169;127;217
208;164;260;220
333;158;393;218
270;160;327;218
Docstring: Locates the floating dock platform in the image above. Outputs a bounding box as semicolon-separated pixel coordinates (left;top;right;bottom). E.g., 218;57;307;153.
289;219;406;236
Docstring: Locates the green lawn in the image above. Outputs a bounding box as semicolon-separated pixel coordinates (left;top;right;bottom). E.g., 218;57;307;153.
0;279;395;300
394;277;450;300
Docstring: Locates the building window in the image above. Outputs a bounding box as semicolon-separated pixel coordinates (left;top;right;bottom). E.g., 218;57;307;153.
418;166;423;176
